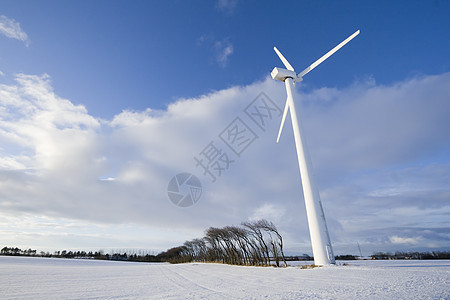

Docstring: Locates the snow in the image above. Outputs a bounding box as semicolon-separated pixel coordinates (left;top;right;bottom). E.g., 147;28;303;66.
0;256;448;299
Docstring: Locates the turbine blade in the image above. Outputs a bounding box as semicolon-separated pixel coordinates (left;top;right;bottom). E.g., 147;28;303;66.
276;98;290;143
274;47;295;72
298;30;360;78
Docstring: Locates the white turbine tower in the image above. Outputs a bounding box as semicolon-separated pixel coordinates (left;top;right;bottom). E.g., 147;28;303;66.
272;30;360;266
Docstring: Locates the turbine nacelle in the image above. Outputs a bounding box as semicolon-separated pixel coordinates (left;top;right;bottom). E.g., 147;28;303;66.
270;67;303;82
273;29;360;143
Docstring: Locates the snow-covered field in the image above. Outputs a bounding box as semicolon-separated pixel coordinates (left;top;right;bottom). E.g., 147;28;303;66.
0;256;448;299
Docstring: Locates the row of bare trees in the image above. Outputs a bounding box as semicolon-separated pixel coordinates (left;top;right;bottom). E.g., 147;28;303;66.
159;219;287;267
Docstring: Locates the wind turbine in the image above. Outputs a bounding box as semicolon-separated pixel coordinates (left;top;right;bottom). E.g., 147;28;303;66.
272;30;360;266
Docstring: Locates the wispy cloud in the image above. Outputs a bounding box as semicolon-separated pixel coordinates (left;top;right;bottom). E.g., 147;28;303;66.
0;72;449;253
197;34;234;68
215;40;234;68
0;15;30;46
216;0;238;15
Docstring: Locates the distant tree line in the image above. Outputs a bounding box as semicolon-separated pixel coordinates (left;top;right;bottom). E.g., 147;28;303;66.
334;252;450;260
3;242;450;265
335;254;358;260
1;247;37;256
158;219;288;267
0;246;160;262
370;251;450;260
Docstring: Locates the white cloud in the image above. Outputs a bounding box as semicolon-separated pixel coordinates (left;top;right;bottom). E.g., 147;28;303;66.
0;72;449;254
390;235;421;245
301;74;450;174
250;204;286;223
0;15;30;46
0;74;100;175
215;40;234;68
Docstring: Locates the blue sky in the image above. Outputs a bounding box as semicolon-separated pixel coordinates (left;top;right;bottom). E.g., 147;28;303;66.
2;0;449;118
0;1;449;256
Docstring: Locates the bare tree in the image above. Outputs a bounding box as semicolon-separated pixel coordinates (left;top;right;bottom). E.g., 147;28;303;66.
205;227;227;263
161;220;286;267
242;221;271;265
256;219;287;267
227;226;251;264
